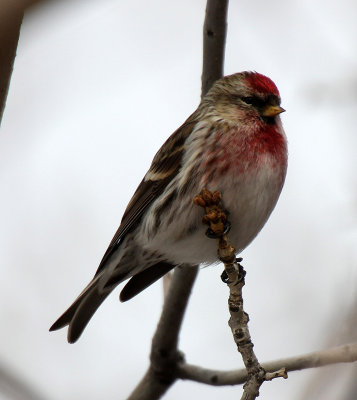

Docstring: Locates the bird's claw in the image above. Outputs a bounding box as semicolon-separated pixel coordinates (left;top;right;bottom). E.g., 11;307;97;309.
223;220;231;234
236;261;246;284
205;220;231;239
220;258;245;285
220;270;230;283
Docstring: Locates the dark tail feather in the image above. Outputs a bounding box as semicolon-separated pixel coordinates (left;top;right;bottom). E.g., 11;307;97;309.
119;262;175;302
49;275;101;332
49;297;83;332
67;287;111;343
50;262;175;342
50;283;112;343
49;272;115;343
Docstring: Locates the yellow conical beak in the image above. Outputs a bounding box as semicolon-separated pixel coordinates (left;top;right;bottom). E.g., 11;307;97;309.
261;105;285;117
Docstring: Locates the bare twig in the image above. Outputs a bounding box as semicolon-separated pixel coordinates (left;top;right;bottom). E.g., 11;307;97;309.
177;342;357;386
193;189;286;399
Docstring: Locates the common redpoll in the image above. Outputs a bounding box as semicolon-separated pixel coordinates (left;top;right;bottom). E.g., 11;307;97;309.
50;71;287;343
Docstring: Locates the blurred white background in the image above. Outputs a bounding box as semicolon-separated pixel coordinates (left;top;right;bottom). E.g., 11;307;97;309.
1;0;357;399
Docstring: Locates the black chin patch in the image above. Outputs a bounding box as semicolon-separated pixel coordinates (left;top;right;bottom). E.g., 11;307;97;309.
261;116;277;125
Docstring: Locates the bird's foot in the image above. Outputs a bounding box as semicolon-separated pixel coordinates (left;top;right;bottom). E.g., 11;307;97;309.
220;258;245;285
205;220;231;239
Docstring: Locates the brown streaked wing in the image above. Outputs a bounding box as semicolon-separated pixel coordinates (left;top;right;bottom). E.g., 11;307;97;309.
147;113;198;181
94;115;198;276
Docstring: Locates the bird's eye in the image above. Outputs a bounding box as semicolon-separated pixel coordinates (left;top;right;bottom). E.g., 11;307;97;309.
240;96;265;108
241;96;255;105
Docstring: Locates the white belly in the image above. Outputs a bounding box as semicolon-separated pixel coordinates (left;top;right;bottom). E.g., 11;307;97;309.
140;156;285;266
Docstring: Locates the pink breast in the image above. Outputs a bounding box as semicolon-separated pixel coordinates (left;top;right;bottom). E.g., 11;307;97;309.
200;123;287;185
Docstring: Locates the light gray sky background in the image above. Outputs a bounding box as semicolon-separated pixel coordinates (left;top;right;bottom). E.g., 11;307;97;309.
1;1;357;399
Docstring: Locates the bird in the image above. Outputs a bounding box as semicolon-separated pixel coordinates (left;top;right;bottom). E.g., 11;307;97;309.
50;71;287;343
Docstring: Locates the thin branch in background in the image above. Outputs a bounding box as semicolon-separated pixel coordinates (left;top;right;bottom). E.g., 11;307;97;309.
0;2;50;399
0;5;23;125
177;342;357;386
0;0;44;126
0;362;48;400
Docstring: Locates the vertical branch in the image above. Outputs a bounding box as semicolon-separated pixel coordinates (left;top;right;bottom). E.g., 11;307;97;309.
126;1;229;399
127;267;199;400
201;0;229;97
0;5;24;126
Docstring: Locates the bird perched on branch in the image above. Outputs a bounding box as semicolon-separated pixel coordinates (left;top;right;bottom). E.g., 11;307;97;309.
50;71;287;343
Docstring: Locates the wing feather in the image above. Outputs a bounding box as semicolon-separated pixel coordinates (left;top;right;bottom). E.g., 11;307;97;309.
94;115;197;276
